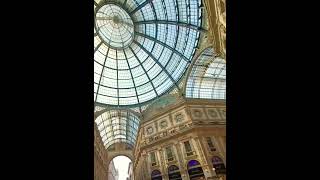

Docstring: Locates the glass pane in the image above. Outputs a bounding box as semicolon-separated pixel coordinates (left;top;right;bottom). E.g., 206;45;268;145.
150;152;156;163
184;141;192;152
166;146;173;158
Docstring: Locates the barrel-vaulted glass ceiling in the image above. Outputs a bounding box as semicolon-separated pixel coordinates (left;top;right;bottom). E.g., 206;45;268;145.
95;109;140;149
186;48;226;99
94;0;202;106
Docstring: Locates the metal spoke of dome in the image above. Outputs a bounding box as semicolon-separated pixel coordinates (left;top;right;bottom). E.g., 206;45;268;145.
135;31;191;63
123;49;141;105
128;46;159;97
95;48;110;104
129;0;153;15
135;20;201;31
94;41;103;53
133;40;181;91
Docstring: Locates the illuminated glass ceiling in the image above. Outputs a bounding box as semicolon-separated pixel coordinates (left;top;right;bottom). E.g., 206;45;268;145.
94;0;202;106
186;48;226;99
95;109;140;149
96;4;134;49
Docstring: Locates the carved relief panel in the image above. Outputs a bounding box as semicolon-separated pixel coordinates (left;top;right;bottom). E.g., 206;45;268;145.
172;109;188;126
158;117;170;130
206;108;221;120
190;108;206;120
217;108;226;119
144;123;156;137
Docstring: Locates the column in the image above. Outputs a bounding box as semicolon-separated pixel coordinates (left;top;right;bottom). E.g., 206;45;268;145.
174;142;189;180
143;153;150;180
158;148;168;180
194;137;213;178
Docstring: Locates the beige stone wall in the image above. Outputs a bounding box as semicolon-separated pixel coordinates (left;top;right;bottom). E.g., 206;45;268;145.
133;99;226;180
94;150;109;180
94;123;111;180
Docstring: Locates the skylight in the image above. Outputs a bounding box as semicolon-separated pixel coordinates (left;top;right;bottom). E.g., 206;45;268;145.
94;0;202;106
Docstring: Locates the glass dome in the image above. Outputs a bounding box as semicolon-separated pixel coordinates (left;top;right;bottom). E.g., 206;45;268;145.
94;0;202;106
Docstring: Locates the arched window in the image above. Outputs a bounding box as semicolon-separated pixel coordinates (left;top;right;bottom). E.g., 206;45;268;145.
168;165;182;180
188;160;201;168
212;156;226;174
187;160;205;180
165;146;175;162
186;48;226;99
151;169;162;180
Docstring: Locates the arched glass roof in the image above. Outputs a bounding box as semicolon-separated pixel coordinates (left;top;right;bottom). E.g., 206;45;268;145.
185;48;226;99
95;109;140;149
94;0;202;106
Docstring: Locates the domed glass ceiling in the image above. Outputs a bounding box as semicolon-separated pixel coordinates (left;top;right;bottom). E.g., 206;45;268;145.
94;0;202;106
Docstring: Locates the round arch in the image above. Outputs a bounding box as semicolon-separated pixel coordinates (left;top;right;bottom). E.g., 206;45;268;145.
107;151;134;165
151;169;163;180
212;156;226;174
184;47;226;100
187;160;205;180
108;155;133;180
168;165;182;180
182;45;214;94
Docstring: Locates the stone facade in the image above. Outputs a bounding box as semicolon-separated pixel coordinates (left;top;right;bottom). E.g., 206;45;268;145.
94;123;120;180
94;123;110;180
133;98;226;180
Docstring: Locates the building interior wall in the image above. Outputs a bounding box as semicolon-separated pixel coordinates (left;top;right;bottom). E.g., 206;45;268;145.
94;123;110;180
133;99;226;180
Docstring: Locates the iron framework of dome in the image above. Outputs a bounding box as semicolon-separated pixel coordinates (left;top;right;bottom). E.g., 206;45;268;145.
186;47;226;99
94;0;203;107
